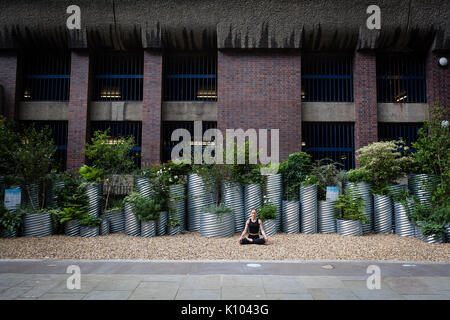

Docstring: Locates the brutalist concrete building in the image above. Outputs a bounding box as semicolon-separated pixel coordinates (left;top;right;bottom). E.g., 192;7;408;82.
0;0;449;171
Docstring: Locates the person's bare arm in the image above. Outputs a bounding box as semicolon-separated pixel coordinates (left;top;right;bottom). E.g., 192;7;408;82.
239;220;249;240
259;220;268;243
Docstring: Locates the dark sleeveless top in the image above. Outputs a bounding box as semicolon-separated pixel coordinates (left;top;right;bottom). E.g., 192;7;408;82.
248;218;260;234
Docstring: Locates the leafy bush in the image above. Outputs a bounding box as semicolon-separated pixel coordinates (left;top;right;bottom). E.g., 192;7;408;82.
0;203;22;233
0;116;20;178
226;140;262;185
279;152;312;201
79;214;101;228
125;192;161;221
258;203;277;221
58;207;87;224
168;213;181;227
311;159;342;200
301;174;318;186
334;189;368;223
79;165;104;183
345;168;371;183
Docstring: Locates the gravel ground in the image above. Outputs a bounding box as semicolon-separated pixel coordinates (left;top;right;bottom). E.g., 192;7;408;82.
0;232;448;261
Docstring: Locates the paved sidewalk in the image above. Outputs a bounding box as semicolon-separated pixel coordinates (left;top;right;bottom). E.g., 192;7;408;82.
0;259;449;300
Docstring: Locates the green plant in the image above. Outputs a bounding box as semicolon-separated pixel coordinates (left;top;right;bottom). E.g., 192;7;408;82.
345;168;372;183
104;197;124;213
79;165;104;183
258;203;277;221
0;116;20;178
58;207;87;224
226;140;262;185
168;213;181;227
311;159;342;200
407;201;449;239
301;174;318;186
279;152;312;201
356;140;412;195
54;174;89;213
125;192;161;221
0;203;23;233
334;189;368;223
79;214;101;228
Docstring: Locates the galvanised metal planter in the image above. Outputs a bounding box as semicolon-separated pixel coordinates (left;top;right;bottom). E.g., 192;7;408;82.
446;224;450;243
23;184;39;210
169;184;186;231
261;219;277;236
187;174;215;232
124;202;140;236
200;211;234;238
106;210;125;233
388;184;407;231
168;225;182;236
1;229;17;238
393;201;415;237
300;185;318;234
415;226;444;244
80;226;99;238
64;220;80;236
337;219;363;236
282;200;299;234
222;181;245;233
100;217;110;235
244;184;262;221
266;174;282;232
86;183;102;217
141;220;156;238
374;195;393;234
136;177;152;199
24;212;52;237
408;174;438;206
157;211;167;236
46;180;65;208
318;200;337;234
345;182;373;233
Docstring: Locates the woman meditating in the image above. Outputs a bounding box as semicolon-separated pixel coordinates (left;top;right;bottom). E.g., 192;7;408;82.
239;208;268;245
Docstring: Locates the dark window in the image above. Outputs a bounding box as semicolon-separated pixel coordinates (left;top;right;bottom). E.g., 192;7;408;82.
92;52;143;101
20;121;68;171
90;121;142;169
378;123;422;146
302;122;355;170
163;52;217;101
301;54;353;102
21;52;71;101
377;54;426;103
162;121;217;163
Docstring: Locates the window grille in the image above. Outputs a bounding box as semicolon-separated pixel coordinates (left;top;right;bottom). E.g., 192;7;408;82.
378;122;422;146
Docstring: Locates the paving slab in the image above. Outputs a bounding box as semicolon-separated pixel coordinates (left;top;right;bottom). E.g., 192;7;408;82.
262;275;308;294
180;275;222;290
298;276;345;288
38;293;87;300
307;288;330;300
221;286;266;300
94;278;141;291
321;288;360;300
222;275;263;287
0;286;33;300
402;294;450;300
175;289;221;300
383;277;437;295
265;293;313;300
82;290;132;300
350;288;404;300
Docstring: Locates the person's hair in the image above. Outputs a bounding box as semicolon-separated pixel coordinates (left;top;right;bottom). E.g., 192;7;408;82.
250;208;258;214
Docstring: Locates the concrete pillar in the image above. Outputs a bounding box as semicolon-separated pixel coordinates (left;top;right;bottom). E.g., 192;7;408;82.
0;51;18;120
67;50;90;171
353;51;378;166
141;50;162;168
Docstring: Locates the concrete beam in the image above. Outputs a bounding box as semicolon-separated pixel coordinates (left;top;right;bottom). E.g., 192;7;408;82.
162;102;217;121
89;101;142;121
378;103;429;122
302;102;354;122
18;102;68;121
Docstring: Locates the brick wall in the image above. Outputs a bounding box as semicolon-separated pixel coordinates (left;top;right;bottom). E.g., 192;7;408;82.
0;52;18;120
217;51;302;162
67;51;90;171
353;51;377;166
426;51;450;117
141;50;162;168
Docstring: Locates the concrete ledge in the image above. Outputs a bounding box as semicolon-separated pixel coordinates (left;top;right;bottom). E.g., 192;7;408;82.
19;102;68;121
162;102;217;121
378;103;429;123
302;102;355;122
89;101;142;121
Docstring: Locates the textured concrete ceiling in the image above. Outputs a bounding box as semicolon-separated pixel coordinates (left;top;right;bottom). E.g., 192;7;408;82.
0;0;448;51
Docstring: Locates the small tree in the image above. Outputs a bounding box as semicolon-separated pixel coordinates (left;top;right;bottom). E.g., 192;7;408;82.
0;116;20;179
84;129;136;212
279;152;312;201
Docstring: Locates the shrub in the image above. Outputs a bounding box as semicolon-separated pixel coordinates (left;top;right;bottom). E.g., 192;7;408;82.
279;152;312;201
334;189;368;223
0;203;22;233
311;159;342;200
79;214;101;228
258;203;277;221
125;192;161;221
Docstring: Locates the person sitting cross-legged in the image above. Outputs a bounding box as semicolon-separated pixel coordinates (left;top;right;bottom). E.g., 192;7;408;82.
238;208;268;245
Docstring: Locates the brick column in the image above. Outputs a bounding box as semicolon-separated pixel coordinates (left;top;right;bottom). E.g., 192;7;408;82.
217;51;302;162
426;51;450;116
141;50;162;168
353;51;378;166
0;52;18;120
67;51;90;171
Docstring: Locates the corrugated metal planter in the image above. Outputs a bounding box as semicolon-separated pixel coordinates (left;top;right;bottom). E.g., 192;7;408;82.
408;174;438;206
415;226;444;244
222;181;244;233
168;225;182;236
282;200;299;234
169;184;186;230
157;211;168;236
393;201;415;237
46;180;64;208
136;177;152;199
187;174;215;232
106;210;125;233
300;185;318;234
86;183;102;217
446;224;450;243
1;229;17;238
141;220;156;238
124;202;140;236
200;211;234;238
374;195;393;234
24;212;52;237
318;200;337;234
100;218;110;235
0;176;4;196
345;182;373;233
266;174;282;232
64;220;80;236
262;219;277;236
337;219;363;236
80;226;99;238
23;184;39;210
244;184;262;221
